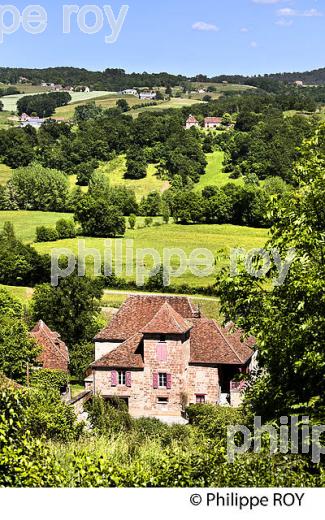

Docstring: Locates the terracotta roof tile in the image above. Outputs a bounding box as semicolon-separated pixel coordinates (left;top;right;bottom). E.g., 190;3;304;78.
30;320;69;372
95;295;199;341
141;302;192;334
204;117;222;124
190;318;254;365
92;333;144;369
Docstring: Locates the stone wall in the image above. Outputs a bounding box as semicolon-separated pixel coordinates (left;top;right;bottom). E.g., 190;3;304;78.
187;365;220;405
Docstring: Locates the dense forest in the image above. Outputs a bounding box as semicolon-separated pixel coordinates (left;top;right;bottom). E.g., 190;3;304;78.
1;66;325;91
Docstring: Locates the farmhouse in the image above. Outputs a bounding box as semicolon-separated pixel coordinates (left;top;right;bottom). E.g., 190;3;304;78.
204;116;222;129
31;320;70;373
20;114;46;129
122;89;138;96
139;91;157;100
185;114;199;129
88;295;255;421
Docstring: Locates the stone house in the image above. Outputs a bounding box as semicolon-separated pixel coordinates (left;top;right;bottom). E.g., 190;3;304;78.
185;115;199;129
88;296;254;421
30;320;70;373
204;116;222;129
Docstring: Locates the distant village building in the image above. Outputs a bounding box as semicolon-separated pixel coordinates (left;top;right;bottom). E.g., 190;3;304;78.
294;80;304;87
198;88;207;94
122;89;138;96
204;116;222;129
185;115;199;129
31;320;70;373
139;91;157;100
88;295;255;421
20;114;46;129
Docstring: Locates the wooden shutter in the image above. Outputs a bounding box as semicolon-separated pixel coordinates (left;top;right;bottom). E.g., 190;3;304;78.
126;371;132;388
153;372;158;389
166;373;172;390
111;370;117;387
156;342;167;362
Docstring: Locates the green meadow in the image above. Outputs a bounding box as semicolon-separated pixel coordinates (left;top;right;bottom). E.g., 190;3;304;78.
0;210;268;288
195;151;244;191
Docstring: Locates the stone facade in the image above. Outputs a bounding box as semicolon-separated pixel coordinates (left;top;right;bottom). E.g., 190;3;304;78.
89;296;255;419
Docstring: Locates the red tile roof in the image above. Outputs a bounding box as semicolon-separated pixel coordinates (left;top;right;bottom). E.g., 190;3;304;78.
204;117;222;124
30;320;69;372
92;333;144;369
141;302;192;334
186;115;198;123
95;295;199;341
93;295;254;369
190;318;254;365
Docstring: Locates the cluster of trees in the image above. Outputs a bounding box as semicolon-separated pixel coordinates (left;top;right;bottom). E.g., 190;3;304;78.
0;164;69;211
160;176;289;227
36;219;76;243
0;86;19;97
17;91;71;117
0;223;50;286
217;125;325;422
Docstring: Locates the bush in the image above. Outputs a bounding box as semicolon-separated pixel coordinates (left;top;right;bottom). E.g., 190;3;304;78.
0;388;65;486
128;214;136;230
56;218;76;239
186;404;245;439
86;396;133;435
36;226;59;242
30;369;69;393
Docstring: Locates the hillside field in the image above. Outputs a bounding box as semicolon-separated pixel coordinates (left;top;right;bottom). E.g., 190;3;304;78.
0;210;268;287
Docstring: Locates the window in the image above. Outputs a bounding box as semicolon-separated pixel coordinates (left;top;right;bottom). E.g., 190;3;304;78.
159;372;167;388
156;342;167;362
118;371;126;385
157;397;168;405
196;394;206;404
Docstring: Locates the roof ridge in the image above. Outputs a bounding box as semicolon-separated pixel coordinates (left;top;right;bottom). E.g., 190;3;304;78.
32;322;69;362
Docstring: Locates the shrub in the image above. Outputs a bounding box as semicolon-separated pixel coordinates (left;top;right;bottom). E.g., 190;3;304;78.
30;369;69;393
144;216;153;227
36;226;59;242
0;388;65;486
86;395;133;435
56;218;76;239
128;213;136;230
186;404;245;439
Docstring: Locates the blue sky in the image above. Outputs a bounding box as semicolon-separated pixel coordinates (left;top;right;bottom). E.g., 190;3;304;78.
0;0;324;76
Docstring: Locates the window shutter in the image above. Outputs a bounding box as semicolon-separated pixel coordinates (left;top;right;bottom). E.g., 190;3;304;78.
166;373;172;390
111;370;117;387
156;342;167;362
153;372;158;389
126;371;132;387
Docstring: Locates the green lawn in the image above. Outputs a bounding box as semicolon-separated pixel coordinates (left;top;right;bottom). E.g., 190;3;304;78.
55;93;153;120
33;223;267;287
0;210;71;242
195;151;244;191
0;284;34;302
97;156;169;200
0;164;12;185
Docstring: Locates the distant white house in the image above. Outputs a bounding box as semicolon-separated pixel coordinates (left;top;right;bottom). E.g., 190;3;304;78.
122;89;138;96
198;88;206;94
139;91;157;100
20;114;45;129
294;81;304;87
204;116;222;129
185;115;199;129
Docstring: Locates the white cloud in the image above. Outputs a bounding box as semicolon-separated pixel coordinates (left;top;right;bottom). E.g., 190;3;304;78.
240;27;249;32
192;21;219;32
276;17;293;26
277;7;323;17
250;41;258;48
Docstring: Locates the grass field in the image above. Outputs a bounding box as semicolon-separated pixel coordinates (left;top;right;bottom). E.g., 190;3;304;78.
195;151;244;191
0;164;12;185
0;210;268;287
54;93;143;119
97;156;169;200
0;210;72;242
0;284;34;302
